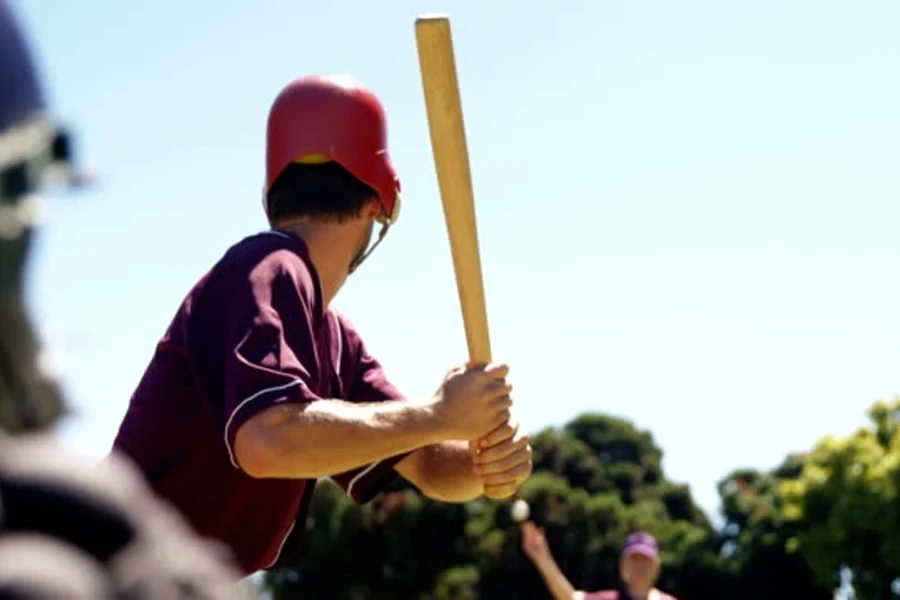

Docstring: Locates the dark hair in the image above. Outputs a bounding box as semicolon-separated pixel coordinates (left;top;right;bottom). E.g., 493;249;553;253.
266;162;377;224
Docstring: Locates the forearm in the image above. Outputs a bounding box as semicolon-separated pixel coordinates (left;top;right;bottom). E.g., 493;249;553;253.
234;398;441;479
398;441;484;502
529;554;578;600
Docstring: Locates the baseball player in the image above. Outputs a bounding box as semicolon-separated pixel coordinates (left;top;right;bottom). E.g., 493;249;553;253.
521;522;678;600
0;1;253;596
111;74;533;576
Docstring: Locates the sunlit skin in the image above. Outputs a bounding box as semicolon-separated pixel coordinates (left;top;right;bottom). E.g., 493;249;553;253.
619;552;660;598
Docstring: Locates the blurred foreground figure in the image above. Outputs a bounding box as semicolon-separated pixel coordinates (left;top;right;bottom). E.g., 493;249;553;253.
0;1;251;597
521;522;678;600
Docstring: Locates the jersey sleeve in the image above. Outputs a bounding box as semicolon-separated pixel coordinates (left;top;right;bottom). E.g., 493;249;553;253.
329;314;414;504
221;251;323;470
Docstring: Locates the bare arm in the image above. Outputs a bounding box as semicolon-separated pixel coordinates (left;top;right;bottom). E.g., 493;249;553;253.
521;522;584;600
530;554;581;600
223;256;512;481
395;441;484;502
234;398;441;479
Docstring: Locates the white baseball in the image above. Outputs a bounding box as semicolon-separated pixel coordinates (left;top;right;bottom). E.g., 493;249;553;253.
511;499;530;522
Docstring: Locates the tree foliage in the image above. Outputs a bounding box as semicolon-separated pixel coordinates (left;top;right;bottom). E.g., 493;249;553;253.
262;403;900;599
780;398;900;599
716;455;831;600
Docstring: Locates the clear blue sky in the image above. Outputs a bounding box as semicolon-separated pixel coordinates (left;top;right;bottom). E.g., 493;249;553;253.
14;0;900;519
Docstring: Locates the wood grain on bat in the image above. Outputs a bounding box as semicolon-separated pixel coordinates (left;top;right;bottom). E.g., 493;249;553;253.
414;14;492;366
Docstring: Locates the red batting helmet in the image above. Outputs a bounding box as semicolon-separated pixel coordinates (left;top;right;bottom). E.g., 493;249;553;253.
264;75;401;224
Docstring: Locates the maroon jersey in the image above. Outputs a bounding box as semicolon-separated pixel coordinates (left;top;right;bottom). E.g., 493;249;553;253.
112;231;410;575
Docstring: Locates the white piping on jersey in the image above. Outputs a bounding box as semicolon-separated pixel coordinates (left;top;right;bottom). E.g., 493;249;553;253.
263;229;292;240
328;309;383;502
266;519;296;569
224;379;305;470
223;316;342;472
345;459;383;503
331;310;342;378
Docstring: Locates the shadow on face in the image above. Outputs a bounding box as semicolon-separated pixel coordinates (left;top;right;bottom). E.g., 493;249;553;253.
619;552;660;588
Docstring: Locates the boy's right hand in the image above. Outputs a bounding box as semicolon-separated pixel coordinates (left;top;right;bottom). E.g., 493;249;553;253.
429;363;513;441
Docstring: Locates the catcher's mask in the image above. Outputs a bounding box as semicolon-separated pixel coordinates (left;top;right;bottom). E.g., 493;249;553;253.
0;0;88;434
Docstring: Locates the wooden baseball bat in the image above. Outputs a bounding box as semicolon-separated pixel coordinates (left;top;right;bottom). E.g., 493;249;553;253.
414;14;491;365
415;14;512;500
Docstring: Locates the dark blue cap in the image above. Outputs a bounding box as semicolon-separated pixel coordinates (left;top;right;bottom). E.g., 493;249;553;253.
0;0;45;133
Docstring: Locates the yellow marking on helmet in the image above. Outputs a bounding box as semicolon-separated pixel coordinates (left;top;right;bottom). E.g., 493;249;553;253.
293;153;331;164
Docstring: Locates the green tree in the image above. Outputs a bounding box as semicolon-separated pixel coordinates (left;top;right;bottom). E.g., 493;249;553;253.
716;457;832;600
261;412;787;599
264;479;472;599
781;398;900;599
433;565;480;600
516;414;724;598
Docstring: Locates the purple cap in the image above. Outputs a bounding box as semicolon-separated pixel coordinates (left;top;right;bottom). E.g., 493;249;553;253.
622;532;659;560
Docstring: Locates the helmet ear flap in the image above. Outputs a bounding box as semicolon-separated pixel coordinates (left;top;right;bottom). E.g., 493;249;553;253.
389;191;401;223
378;191;400;225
